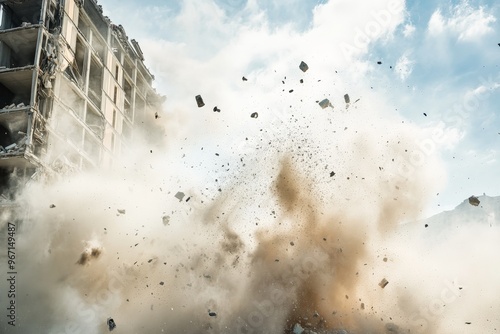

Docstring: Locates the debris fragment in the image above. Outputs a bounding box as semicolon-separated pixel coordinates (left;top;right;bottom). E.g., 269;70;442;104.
289;89;294;93
242;76;247;81
468;196;480;206
107;317;116;331
117;209;126;215
379;278;389;288
159;281;164;285
208;310;217;317
423;113;427;116
377;61;382;65
425;224;428;228
344;94;350;104
49;204;56;208
300;79;303;83
330;171;335;177
195;95;205;108
293;323;304;334
383;257;388;262
162;215;170;226
213;106;221;112
155;112;159;119
77;247;102;265
250;112;258;118
299;61;309;72
318;99;332;109
175;192;185;202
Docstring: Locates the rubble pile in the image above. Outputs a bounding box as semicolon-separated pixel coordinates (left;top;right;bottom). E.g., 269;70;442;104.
0;136;27;154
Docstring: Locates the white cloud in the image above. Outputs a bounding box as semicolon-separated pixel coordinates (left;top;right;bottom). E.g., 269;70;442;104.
428;9;445;35
403;23;416;37
394;53;414;81
427;1;496;41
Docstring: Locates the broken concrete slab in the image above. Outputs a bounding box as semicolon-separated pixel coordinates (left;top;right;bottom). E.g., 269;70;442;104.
299;61;309;72
195;95;205;108
379;278;389;288
468;196;480;206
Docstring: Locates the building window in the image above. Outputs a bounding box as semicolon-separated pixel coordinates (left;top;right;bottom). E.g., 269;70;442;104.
112;109;117;128
110;133;115;152
113;86;117;104
115;65;119;80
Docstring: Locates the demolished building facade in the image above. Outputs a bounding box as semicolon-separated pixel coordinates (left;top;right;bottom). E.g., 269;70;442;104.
0;0;162;201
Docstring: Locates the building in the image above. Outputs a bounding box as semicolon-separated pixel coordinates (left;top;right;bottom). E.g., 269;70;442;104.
0;0;163;200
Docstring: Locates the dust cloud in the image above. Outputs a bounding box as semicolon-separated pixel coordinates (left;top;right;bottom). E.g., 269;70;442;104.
1;72;499;334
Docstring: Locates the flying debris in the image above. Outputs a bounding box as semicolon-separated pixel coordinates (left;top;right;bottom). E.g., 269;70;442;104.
107;318;116;331
250;112;259;118
377;61;382;65
162;215;170;226
344;94;350;104
318;99;332;109
117;209;126;215
293;323;304;334
299;61;309;72
49;204;56;208
213;106;221;112
468;196;480;206
208;310;217;317
195;95;205;107
379;278;389;288
175;191;185;202
242;76;248;81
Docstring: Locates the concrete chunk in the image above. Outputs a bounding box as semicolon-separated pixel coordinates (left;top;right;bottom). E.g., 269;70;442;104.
318;99;332;109
468;196;480;206
195;95;205;108
299;61;309;72
379;278;389;288
107;317;116;331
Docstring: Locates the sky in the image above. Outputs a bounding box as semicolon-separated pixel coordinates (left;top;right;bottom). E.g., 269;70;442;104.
101;0;500;217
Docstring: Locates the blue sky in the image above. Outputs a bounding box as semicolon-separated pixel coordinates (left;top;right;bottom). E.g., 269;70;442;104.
101;0;500;217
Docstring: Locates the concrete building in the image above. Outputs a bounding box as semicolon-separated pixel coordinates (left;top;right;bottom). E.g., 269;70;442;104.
0;0;162;200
